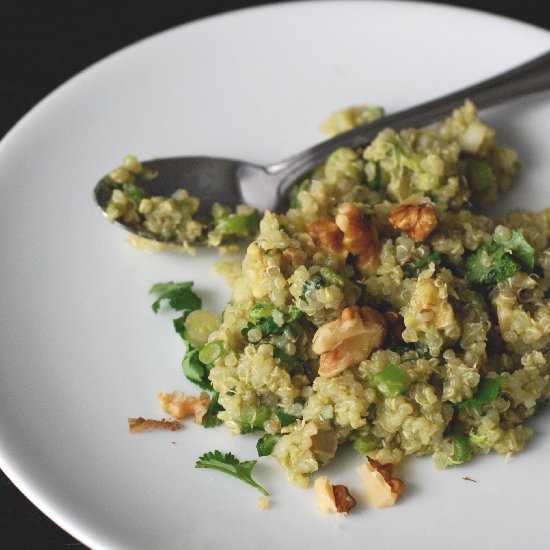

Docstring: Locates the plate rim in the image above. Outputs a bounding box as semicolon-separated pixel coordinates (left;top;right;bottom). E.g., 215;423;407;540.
1;2;550;548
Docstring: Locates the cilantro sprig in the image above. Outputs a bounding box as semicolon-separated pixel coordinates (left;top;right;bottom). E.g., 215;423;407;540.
149;281;202;313
195;451;269;495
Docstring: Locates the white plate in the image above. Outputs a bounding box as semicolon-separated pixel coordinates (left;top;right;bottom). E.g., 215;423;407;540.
1;2;550;549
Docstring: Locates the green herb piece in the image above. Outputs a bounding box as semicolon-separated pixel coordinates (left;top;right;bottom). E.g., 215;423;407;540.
249;302;276;323
353;435;381;454
235;404;271;433
366;403;377;421
457;376;505;409
242;303;301;341
288;178;311;210
493;229;535;272
318;267;345;286
182;348;212;391
466;241;518;285
198;341;223;365
403;253;443;277
300;272;328;304
125;183;147;204
276;406;299;427
448;434;470;464
467;160;496;192
149;281;202;314
202;392;223;428
365;160;384;190
468;432;489;448
372;363;410;398
173;312;192;339
214;210;261;235
242;315;283;340
285;306;302;323
195;451;269;496
273;349;303;372
256;433;282;457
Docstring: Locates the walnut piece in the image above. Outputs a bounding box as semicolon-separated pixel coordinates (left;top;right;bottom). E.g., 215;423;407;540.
335;202;380;276
128;417;183;433
356;458;404;508
313;476;356;514
313;476;337;513
307;217;347;258
157;391;210;424
388;196;438;242
333;484;357;513
312;306;386;378
383;307;405;343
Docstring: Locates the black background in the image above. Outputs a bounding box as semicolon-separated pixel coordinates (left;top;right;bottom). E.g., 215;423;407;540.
1;1;549;548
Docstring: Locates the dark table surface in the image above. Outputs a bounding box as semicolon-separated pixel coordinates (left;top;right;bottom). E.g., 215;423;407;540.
1;1;549;548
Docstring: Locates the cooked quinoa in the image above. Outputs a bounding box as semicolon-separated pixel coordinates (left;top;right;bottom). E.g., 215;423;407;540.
102;155;260;253
183;99;550;489
144;100;549;499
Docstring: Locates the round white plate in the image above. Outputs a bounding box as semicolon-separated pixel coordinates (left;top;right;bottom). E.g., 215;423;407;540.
1;2;550;549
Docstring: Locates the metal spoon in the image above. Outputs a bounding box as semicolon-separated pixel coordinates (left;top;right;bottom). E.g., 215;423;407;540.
94;50;550;243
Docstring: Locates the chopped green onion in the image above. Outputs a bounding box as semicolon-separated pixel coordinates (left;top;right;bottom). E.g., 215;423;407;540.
198;341;223;365
448;434;470;464
457;376;505;409
236;404;271;433
353;435;380;454
467;160;496;192
318;267;345;287
214;210;261;235
372;363;410;398
183;310;220;348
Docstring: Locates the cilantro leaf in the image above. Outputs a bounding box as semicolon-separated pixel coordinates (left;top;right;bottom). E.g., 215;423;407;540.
149;281;202;313
256;434;282;457
273;348;304;372
182;348;212;391
195;451;269;496
403;252;442;277
466;241;518;285
202;391;223;428
494;229;535;272
276;406;299;427
457;376;505;409
300;272;328;304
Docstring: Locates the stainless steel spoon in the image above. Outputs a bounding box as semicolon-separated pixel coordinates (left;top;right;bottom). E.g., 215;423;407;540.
94;50;550;243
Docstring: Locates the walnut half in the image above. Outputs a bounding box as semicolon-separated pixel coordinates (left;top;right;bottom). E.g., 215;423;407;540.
388;195;438;242
312;306;386;378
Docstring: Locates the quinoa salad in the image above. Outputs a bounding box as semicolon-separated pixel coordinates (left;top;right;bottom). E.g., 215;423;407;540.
125;100;550;512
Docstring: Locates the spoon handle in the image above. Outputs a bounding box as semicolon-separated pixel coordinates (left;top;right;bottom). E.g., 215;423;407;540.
272;49;550;194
